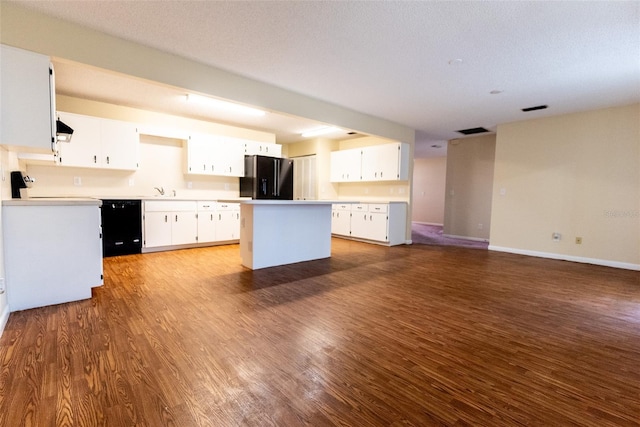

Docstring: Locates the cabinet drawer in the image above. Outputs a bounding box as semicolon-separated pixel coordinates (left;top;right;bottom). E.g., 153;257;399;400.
332;203;352;211
217;202;240;211
145;201;197;212
368;203;388;214
351;204;369;213
197;201;217;211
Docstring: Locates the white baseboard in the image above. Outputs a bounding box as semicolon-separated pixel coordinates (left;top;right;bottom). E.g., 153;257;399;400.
489;245;640;271
413;221;444;226
0;303;10;339
443;234;489;243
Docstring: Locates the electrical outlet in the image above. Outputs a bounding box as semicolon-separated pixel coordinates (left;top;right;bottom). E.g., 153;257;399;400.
128;178;135;187
73;176;82;186
478;223;484;230
187;181;193;189
575;237;582;244
552;232;561;242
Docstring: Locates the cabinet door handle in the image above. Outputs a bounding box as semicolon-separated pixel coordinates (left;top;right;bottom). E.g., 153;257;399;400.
164;215;168;223
175;214;178;222
236;213;239;219
210;214;213;221
219;214;221;220
203;164;206;171
106;156;110;165
93;155;97;164
370;215;372;221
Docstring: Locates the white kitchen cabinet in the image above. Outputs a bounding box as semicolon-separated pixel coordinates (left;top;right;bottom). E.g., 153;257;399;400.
215;202;240;241
56;111;139;170
361;143;410;181
143;201;198;249
2;199;103;312
330;148;361;182
197;201;217;243
331;203;352;236
330;143;410;183
186;134;244;177
244;140;282;157
0;44;55;152
333;202;407;246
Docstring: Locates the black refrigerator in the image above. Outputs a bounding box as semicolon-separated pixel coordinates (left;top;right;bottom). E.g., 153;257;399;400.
240;155;294;200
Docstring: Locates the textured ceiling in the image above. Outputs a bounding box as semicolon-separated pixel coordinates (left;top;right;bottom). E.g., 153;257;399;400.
7;1;640;157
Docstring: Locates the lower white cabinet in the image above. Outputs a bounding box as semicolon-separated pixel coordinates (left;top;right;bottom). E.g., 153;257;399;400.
331;204;352;236
215;202;240;241
331;202;407;246
3;200;103;312
197;201;217;243
143;201;198;249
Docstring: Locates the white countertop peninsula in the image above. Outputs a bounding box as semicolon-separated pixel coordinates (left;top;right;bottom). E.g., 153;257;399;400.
236;200;339;270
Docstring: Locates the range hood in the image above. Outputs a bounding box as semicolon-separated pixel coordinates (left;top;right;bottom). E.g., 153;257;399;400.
56;118;74;142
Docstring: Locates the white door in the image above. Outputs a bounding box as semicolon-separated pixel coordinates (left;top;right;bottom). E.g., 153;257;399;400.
293;155;317;200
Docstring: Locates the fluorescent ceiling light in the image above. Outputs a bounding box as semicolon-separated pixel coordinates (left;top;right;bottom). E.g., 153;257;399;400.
301;126;341;138
186;94;266;116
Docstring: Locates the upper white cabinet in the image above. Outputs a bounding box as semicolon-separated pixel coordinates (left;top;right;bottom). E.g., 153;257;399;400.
330;143;410;183
0;44;55;152
330;148;361;182
56;111;139;170
186;134;244;177
244;140;282;157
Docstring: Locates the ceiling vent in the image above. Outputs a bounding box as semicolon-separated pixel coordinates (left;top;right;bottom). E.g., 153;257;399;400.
521;105;548;112
456;127;490;135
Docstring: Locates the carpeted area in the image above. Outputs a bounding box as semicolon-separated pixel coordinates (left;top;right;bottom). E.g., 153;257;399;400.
411;223;488;249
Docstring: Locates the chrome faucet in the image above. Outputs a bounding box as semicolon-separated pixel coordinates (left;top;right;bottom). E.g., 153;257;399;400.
154;186;165;196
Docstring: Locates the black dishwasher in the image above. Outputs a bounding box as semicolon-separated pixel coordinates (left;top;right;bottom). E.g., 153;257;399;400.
101;200;142;257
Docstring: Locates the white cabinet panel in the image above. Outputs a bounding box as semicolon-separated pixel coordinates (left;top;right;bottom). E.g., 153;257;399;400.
244;140;282;157
330;149;361;182
143;201;197;248
197;201;217;243
331;204;351;236
57;111;139;170
332;202;407;246
186;134;245;177
330;143;410;183
216;202;240;241
0;44;55;152
3;202;103;312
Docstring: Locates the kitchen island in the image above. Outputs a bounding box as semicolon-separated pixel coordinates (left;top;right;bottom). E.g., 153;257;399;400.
2;198;103;312
238;200;334;270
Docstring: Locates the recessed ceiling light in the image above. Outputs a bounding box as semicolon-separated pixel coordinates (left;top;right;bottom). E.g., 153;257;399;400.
489;89;503;95
448;58;463;66
185;94;266;116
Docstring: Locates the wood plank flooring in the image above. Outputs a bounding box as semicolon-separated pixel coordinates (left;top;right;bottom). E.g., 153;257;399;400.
1;239;639;426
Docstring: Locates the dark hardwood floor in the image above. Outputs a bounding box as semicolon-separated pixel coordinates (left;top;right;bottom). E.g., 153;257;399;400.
1;239;639;426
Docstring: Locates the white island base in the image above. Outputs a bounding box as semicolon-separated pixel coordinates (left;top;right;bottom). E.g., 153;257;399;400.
239;201;333;270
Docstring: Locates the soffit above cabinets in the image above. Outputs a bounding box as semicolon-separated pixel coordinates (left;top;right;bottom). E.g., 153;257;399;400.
52;59;361;145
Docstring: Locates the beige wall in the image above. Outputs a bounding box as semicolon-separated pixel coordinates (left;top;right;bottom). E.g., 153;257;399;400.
412;157;446;225
443;134;496;240
490;103;640;269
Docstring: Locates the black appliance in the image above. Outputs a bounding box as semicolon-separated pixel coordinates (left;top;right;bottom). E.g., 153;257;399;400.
240;155;294;200
101;200;142;257
10;171;33;198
